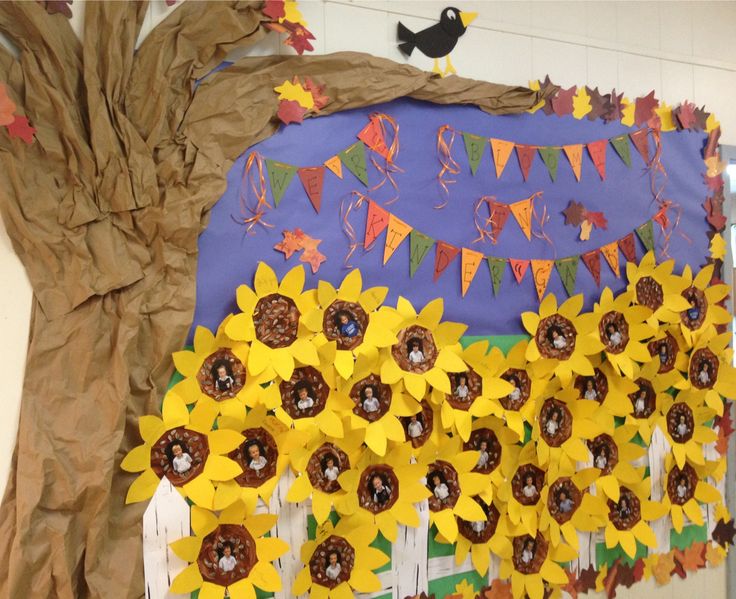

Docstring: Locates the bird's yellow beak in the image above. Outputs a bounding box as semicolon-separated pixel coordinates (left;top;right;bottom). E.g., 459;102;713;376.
460;11;478;28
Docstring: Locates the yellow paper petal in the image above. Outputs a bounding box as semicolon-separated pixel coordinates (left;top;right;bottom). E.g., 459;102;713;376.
249;561;283;592
229;579;256;599
169;563;204;594
203;455;243;481
256;537;289;561
169;536;202;562
207;429;245;455
183;475;215;508
121;444;152;473
125;469;160;504
349;569;383;592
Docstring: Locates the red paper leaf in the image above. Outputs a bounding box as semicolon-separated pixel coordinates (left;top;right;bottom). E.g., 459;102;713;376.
303;77;329;111
704;194;727;231
576;565;598;594
263;0;285;20
0;83;16;126
277;99;306;125
634;90;658;127
705;174;724;192
675;102;697;130
274;229;305;259
284;22;316;55
38;0;73;18
539;75;558;116
715;399;733;454
694;106;709;131
552;85;576;117
6;115;36;144
603;89;625;123
586;211;608;229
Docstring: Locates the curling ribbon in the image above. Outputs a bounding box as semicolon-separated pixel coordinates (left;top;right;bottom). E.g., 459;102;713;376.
340;191;373;267
436;125;460;208
366;112;404;204
238;151;273;233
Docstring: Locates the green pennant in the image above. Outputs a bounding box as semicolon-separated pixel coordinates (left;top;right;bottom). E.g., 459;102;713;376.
265;159;298;206
610;135;632;167
555;256;579;297
487;257;506;296
462;132;487;176
537;147;560;181
635;220;655;252
409;230;435;278
339;141;369;185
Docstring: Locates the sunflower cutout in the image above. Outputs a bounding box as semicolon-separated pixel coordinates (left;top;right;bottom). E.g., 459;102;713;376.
398;399;443;451
522;294;600;385
678;263;731;345
592;288;655;378
660;455;723;533
213;405;304;512
499;532;576;599
680;329;736;415
417;436;491;542
293;518;389;598
339;367;419;455
380;296;467;400
335;442;431;542
646;328;689;376
463;416;520;502
286;428;365;523
303;269;401;379
657;394;717;468
588;425;646;502
571;356;638;420
224;263;319;381
622;358;673;444
122;391;244;508
497;443;548;536
538;468;607;549
603;477;667;558
625;251;690;326
168;502;288;599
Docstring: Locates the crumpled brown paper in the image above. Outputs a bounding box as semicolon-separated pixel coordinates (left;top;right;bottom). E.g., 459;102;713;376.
0;2;553;597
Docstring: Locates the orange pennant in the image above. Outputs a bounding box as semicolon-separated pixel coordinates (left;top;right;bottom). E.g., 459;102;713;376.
490;138;515;178
509;196;534;240
531;259;553;301
461;248;484;297
324;155;343;178
600;241;620;277
563;144;583;181
383;213;412;264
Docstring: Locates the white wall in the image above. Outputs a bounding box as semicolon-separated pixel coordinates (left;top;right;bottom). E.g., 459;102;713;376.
0;1;733;597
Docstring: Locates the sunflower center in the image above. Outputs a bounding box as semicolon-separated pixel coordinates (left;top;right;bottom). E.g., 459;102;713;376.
667;463;697;506
536;314;576;360
391;325;438;374
648;333;678;374
599;310;629;354
446;368;482;410
689;347;718;390
667;403;695;443
198;524;257;585
588;434;619;475
548;477;581;524
253;293;300;349
279;366;329;419
575;368;608;403
608;487;641;530
358;465;399;514
350;374;391;422
540;399;572;447
500;368;531;410
307;442;350;494
628;378;656;418
150;427;209;486
512;464;545;507
681;286;707;331
458;497;499;543
635;276;664;310
197;348;246;400
309;534;355;589
512;533;548;574
230;427;278;488
464;429;502;474
323;300;368;351
427;460;460;512
400;401;433;448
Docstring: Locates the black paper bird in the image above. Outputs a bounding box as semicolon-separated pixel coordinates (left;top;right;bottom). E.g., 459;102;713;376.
398;7;477;76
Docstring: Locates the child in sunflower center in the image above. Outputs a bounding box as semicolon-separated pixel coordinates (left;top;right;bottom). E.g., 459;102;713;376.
633;390;648;416
606;323;623;347
557;488;574;513
325;551;341;580
676;476;689;500
675;414;690;438
454;374;469;400
595;445;609;470
698;361;712;385
521;539;535;564
408;340;425;364
407;414;424;438
170;442;192;475
214;362;235;393
323;455;340;482
549;327;567;350
506;376;522;403
476;438;490;469
545;408;561;436
296;384;315;411
371;474;391;505
430;472;450;502
336;311;360;339
218;543;237;573
361;385;380;413
522;474;538;499
583;378;598;401
246;441;267;474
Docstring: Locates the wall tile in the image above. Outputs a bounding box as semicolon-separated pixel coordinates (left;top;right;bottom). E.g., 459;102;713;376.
324;2;390;57
587;48;619;92
618;52;661;99
694;65;736;142
660;60;694;104
585;1;617;43
530;1;587;37
693;1;736;63
615;1;660;51
659;1;693;56
531;37;587;88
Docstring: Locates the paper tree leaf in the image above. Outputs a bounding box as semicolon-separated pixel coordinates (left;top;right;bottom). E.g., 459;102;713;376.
587;87;613;121
572;86;592;119
634;90;658;126
715;399;733;454
6;115;36;144
577;564;598;595
675;102;697;130
706;542;726;567
616;562;636;588
274;80;314;109
710;233;726;261
300;235;326;273
539;75;557;116
562;200;586;226
284;21;316;54
705;194;727;231
706;113;720;133
603;89;625;123
552;85;576;117
562;569;578;599
620;98;635;127
655;101;676;132
303;77;329;111
580;220;593;241
586;210;608;229
482;579;513;599
694;106;710;132
713;518;736;548
277;100;306;125
38;0;73;18
675;542;706;573
652;551;676;585
274;229;305;259
0;83;16;126
705;173;724;192
263;0;286;20
453;580;476;599
632;559;645;582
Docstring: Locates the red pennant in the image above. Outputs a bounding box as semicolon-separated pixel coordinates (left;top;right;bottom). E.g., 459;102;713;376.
515;145;536;181
433;241;460;282
587;139;607;180
581;250;601;286
298;167;325;213
364;200;389;249
618;232;637;263
490;201;511;242
358;117;390;161
629;129;650;164
509;258;530;284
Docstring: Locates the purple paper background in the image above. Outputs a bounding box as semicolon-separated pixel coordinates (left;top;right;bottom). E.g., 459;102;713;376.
189;97;709;338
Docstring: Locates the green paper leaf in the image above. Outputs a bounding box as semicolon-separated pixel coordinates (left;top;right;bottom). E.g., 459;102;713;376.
409;230;434;278
610;135;632;167
555;256;579;297
487;257;506;296
462;132;487;176
537;146;560;181
265;159;298;206
636;220;655;252
339;141;369;185
670;523;707;551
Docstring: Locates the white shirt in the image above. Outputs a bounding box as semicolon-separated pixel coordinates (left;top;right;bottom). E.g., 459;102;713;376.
362;396;380;413
324;466;339;481
521;549;533;563
676;423;688;437
172;453;192;474
297;396;314;410
219;555;236;572
698;370;710;385
584;389;598;400
553;335;567;349
434;483;450;500
471;520;486;533
545;419;559;435
522;484;537;498
559;498;574;513
477;450;489;468
677;484;688;498
455;385;469;398
407;421;423;438
634;398;646;414
595;455;607;470
409;350;425;363
326;563;341;580
608;331;622;346
508;387;521;401
249;456;267;471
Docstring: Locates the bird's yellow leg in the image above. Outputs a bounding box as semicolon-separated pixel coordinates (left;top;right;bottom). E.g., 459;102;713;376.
432;58;442;75
444;54;457;75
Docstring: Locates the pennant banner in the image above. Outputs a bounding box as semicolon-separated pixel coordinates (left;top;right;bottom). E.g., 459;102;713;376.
636;220;655;252
531;259;554;301
463;132;487;176
487;257;506;296
298;166;325;213
489;201;511;243
461;248;484;297
434;241;460;282
516;144;536;181
324;155;343;178
555;256;579;297
409;230;435;278
618;232;637;263
600;241;621;277
582;249;601;286
610;135;632;167
490;138;514;178
509;196;534;240
358;117;390;161
509;258;530;284
563;144;583;181
339;141;369;185
265;159;298;207
364;200;389;248
383;213;412;264
587;139;607;180
538;146;559;181
629;129;650;164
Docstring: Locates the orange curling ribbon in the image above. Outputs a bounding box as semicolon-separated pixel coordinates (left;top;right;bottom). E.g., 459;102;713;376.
529;192;554;252
367;112;404;204
238;151;273;233
436;124;460;209
340;191;372;267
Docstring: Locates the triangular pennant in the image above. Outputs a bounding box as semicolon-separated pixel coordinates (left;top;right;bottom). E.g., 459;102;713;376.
581;250;601;286
461;248;484;297
516;144;536;181
587;139;607;180
610;135;632;167
563;144;583;181
618;232;637;263
383;213;412;265
409;230;435;278
489;201;511;242
462;132;487;176
600;241;620;277
324;155;343;178
433;241;460;282
339;141;369;185
298;166;325;213
364;200;389;248
635;220;655;252
358;118;390;161
265;159;298;206
490;138;515;178
509;196;534;240
487;257;506;296
509;258;530;284
555;256;579;297
531;259;554;301
538;146;560;181
629;129;650;164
